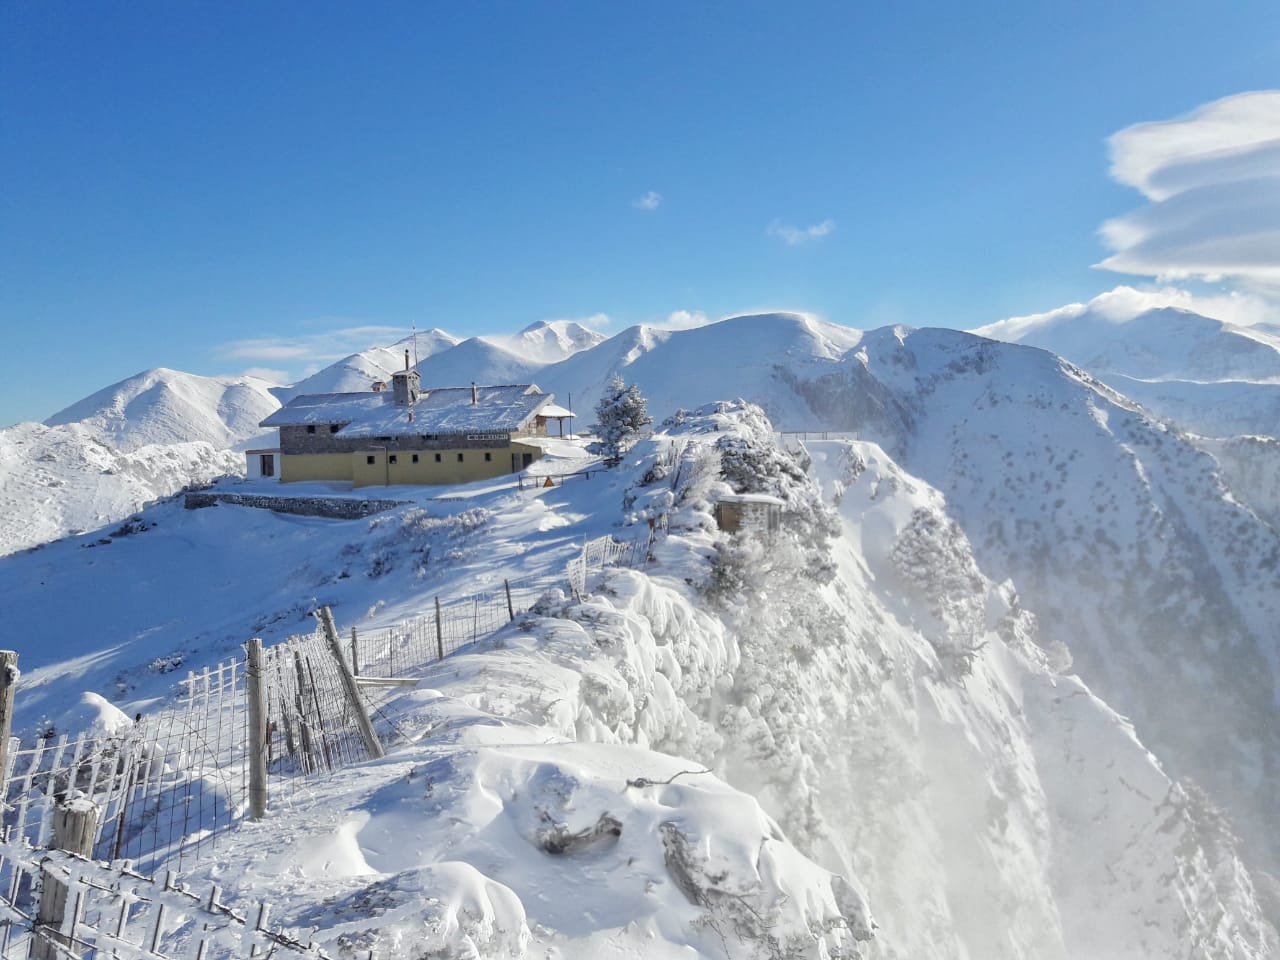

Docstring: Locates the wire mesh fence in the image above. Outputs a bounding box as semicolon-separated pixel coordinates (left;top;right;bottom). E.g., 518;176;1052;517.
0;529;651;902
0;840;329;959
260;628;382;799
1;661;246;877
347;575;557;681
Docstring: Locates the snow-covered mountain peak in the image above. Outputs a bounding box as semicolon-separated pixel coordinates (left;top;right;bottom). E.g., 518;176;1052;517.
977;298;1280;383
44;367;281;452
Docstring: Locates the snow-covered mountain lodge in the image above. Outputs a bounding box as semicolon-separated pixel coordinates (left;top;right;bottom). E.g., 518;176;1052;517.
258;359;561;485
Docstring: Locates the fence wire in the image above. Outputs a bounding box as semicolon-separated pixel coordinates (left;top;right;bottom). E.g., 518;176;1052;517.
2;661;246;877
1;531;649;892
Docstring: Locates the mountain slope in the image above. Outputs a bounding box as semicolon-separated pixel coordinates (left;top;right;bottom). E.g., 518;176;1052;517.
974;299;1280;438
283;330;461;397
975;302;1280;383
44;368;282;452
822;327;1280;883
3;405;1273;957
0;421;242;556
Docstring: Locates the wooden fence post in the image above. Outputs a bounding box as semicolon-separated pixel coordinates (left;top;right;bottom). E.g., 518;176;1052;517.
0;650;16;791
317;608;385;760
350;627;360;676
504;580;515;621
245;639;269;821
435;597;444;661
33;795;100;959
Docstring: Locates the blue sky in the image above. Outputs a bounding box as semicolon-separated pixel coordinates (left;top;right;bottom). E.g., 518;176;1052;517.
2;1;1278;426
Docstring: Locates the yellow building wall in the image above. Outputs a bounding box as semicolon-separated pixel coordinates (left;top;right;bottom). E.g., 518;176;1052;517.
349;442;545;487
280;452;355;483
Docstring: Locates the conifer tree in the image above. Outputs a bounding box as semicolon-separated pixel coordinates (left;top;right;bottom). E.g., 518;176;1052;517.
595;374;653;463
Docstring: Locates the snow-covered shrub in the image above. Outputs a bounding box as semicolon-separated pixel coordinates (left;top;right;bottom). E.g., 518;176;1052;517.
888;508;988;678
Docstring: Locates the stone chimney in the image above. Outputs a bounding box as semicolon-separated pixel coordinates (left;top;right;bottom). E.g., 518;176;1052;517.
392;368;420;407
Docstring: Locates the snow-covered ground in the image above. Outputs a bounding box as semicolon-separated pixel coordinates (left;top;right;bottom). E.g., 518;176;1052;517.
3;406;1275;957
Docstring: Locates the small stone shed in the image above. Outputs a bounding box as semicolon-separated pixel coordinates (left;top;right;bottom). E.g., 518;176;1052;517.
714;493;784;535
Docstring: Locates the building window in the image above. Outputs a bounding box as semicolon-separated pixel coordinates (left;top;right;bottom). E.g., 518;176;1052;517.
366;455;375;465
329;424;340;433
260;454;274;477
388;454;397;464
457;453;464;462
484;452;491;461
307;425;316;434
412;454;419;463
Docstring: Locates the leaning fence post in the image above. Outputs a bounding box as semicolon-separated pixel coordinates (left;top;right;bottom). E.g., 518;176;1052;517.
0;650;16;791
349;627;360;676
435;597;444;661
318;608;385;760
246;639;269;821
33;794;100;960
504;580;515;621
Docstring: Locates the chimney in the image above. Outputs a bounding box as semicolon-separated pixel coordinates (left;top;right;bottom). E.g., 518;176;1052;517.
404;349;410;371
471;382;477;405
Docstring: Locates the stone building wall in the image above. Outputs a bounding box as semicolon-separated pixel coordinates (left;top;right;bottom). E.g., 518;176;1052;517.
184;491;406;518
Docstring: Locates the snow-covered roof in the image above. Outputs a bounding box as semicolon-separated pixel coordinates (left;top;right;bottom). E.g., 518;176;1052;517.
260;385;553;437
718;493;785;507
538;403;574;418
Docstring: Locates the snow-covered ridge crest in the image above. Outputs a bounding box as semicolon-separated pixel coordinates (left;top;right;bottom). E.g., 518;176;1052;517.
44;367;282;452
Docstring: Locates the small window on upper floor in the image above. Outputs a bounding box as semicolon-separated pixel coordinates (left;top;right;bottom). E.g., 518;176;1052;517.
329;424;340;433
412;454;419;463
484;452;492;462
388;454;397;464
457;453;464;462
306;425;316;434
366;455;375;465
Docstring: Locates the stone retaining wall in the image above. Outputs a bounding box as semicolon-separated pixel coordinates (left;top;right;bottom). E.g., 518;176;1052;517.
184;492;407;519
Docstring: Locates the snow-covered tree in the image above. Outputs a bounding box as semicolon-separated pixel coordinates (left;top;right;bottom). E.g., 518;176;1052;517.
595;374;653;463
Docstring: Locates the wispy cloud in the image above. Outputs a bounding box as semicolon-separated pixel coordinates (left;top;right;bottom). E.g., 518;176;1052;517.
768;218;835;246
1098;90;1280;295
632;190;663;211
659;309;710;330
220;325;411;365
239;367;291;384
537;312;611;331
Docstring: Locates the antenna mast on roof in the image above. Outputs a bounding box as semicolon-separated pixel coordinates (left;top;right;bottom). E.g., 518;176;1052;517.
408;322;419;423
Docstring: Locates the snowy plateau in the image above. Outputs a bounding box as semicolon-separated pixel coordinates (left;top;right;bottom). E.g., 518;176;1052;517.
2;311;1279;958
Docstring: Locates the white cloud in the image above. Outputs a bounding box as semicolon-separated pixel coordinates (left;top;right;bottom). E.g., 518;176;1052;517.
1098;91;1280;294
632;190;662;211
768;218;835;246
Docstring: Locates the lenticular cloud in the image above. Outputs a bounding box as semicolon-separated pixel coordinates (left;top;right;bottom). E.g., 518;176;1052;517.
1098;90;1280;291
